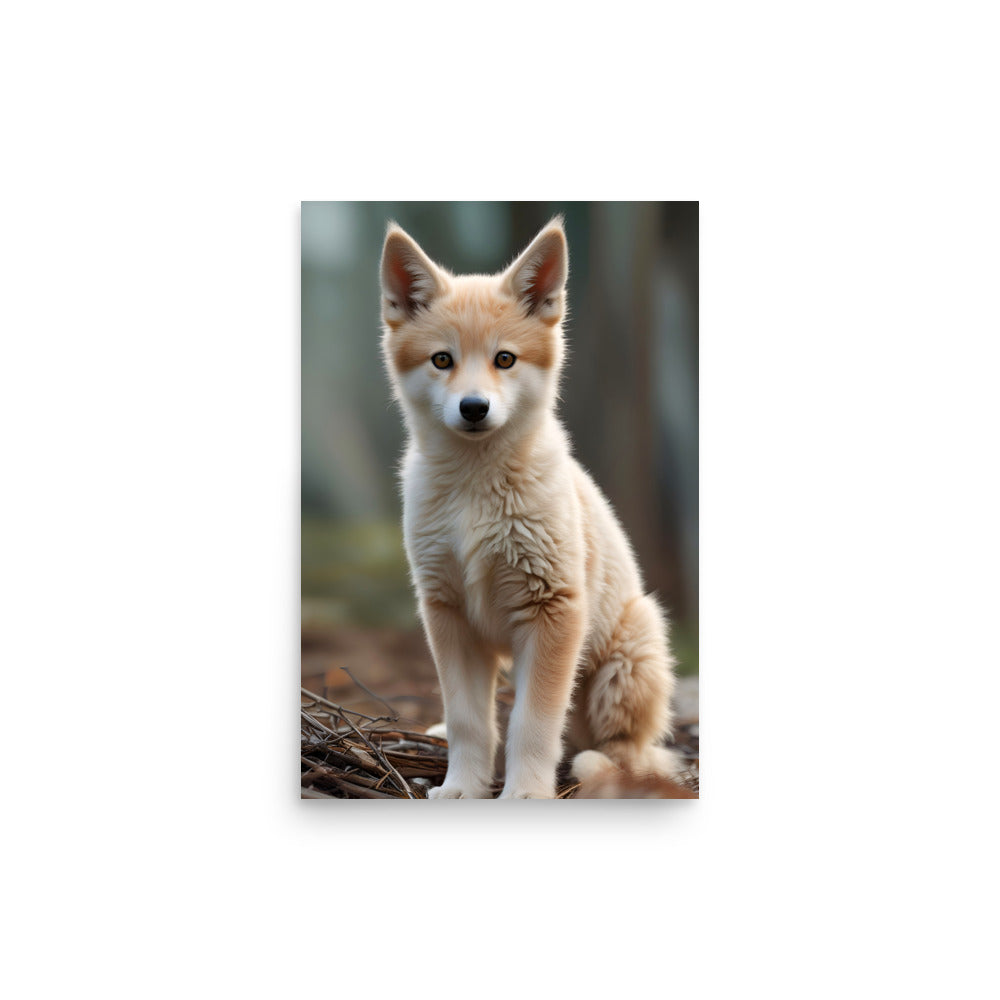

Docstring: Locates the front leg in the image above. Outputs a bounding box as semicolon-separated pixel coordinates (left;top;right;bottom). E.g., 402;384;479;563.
420;598;500;799
500;595;585;799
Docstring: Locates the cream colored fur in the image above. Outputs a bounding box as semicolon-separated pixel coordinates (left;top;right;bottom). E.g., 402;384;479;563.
380;217;680;799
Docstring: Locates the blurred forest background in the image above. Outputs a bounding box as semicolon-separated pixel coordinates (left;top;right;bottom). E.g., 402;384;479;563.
302;202;698;722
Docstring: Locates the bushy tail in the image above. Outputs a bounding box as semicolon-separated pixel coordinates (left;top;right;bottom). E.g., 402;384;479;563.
570;745;695;799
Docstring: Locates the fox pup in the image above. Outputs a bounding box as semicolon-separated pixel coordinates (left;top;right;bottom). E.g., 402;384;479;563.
380;217;680;799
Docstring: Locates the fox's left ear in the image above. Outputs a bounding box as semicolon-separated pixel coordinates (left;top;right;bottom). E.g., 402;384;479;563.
502;217;568;322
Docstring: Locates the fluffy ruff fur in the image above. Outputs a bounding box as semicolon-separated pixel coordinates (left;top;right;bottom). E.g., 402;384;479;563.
380;217;680;799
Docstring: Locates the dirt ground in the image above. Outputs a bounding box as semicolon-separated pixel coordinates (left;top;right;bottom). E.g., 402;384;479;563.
302;624;449;730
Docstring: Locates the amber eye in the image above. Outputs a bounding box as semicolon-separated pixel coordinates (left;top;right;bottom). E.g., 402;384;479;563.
495;351;516;369
431;352;453;370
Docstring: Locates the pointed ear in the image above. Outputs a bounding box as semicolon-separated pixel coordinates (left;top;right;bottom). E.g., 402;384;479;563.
502;217;568;321
380;224;446;326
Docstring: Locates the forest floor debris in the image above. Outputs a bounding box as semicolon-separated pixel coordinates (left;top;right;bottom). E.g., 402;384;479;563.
301;677;699;800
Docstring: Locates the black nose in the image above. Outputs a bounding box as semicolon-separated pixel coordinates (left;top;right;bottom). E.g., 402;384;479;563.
459;396;490;423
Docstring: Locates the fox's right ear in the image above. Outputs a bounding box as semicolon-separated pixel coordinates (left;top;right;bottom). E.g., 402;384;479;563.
380;224;446;327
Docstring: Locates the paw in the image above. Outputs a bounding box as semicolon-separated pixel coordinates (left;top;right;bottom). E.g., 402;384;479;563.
427;785;466;799
498;783;554;800
427;780;491;799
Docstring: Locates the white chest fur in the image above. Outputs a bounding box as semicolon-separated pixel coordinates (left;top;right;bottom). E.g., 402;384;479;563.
401;447;578;647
